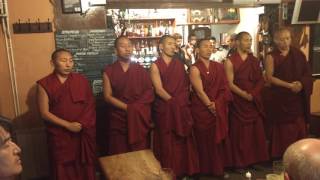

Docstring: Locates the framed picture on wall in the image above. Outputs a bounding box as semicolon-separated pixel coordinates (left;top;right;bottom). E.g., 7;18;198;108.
213;8;240;23
61;0;82;13
188;9;213;24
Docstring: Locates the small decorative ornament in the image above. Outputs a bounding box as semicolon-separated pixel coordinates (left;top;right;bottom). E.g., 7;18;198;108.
245;171;252;179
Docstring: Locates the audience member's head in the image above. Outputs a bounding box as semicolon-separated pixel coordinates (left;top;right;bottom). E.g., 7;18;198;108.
0;121;22;180
210;36;217;53
172;33;183;48
188;34;197;46
283;138;320;180
229;33;237;49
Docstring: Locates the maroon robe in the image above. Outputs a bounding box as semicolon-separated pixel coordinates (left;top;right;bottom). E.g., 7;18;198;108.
229;52;269;168
153;58;199;177
190;60;232;176
104;60;154;155
37;72;96;180
263;47;313;158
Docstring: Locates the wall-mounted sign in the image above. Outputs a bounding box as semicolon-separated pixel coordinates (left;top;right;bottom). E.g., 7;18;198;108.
61;0;82;13
187;8;240;25
89;0;106;6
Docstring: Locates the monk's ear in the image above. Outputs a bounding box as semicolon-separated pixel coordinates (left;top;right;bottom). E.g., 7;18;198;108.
273;37;280;45
158;44;164;52
235;39;240;45
50;59;55;67
195;47;200;54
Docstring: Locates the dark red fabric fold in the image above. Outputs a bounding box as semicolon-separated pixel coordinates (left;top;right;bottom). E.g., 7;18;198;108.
77;85;96;165
230;53;265;124
265;47;313;124
270;47;313;122
153;58;194;136
191;60;232;143
153;58;199;177
127;102;152;145
228;52;269;168
37;72;96;180
190;60;232;175
263;47;312;158
104;61;154;155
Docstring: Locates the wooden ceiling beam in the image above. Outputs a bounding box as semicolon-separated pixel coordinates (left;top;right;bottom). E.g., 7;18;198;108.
105;0;260;9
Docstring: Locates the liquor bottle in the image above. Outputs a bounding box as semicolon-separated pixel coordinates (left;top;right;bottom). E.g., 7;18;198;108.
140;25;145;37
168;21;173;35
164;23;169;35
214;15;218;23
144;24;149;37
148;41;152;53
159;21;164;36
132;46;137;62
144;48;148;59
136;41;141;52
148;25;153;37
127;24;133;36
144;40;149;55
152;41;158;56
132;45;136;55
135;24;140;37
154;22;159;36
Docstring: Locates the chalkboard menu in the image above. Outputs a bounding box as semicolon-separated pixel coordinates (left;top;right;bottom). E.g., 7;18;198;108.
55;29;116;95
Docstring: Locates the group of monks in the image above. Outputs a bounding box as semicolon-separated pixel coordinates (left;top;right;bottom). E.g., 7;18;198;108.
36;27;312;180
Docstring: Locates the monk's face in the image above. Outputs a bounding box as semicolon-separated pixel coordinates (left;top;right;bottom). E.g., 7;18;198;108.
116;37;133;60
0;127;22;178
197;40;213;60
274;30;291;51
160;37;176;58
52;51;74;76
237;34;252;53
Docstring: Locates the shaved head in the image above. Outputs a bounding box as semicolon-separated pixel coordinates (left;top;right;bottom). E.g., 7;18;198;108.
235;31;251;41
283;138;320;180
273;27;291;39
235;31;252;53
273;27;292;51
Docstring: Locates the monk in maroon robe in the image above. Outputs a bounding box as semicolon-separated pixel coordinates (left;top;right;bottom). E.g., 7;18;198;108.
264;28;313;158
189;39;232;176
150;35;199;178
225;32;269;168
103;36;154;155
37;49;96;180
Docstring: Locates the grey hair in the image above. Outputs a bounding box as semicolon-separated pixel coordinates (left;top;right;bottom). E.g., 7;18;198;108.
283;140;320;180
